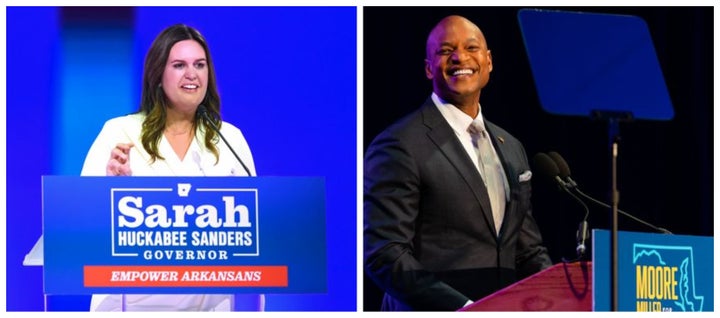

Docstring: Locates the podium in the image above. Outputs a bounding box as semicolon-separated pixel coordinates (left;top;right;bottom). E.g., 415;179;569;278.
27;176;327;311
461;262;592;311
461;230;713;312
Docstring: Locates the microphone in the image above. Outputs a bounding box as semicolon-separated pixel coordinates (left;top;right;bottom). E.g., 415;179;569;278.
547;151;577;189
549;150;590;255
196;104;252;176
532;153;591;258
532;153;568;189
546;151;672;235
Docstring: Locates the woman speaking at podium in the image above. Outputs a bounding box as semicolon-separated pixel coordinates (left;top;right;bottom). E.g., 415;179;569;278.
80;24;261;311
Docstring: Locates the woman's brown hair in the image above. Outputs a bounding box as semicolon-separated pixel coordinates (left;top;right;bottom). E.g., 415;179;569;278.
139;24;221;163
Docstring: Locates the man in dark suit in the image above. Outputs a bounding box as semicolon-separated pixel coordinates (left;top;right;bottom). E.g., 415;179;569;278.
364;15;552;311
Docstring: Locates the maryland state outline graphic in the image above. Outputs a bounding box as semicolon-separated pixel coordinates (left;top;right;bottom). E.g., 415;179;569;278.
633;244;704;312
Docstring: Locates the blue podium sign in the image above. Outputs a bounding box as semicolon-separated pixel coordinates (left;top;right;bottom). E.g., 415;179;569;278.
42;176;326;295
592;229;713;312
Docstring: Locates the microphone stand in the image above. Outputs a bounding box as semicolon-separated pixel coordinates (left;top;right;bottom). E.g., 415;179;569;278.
610;132;619;312
571;188;672;234
196;105;252;177
592;110;632;312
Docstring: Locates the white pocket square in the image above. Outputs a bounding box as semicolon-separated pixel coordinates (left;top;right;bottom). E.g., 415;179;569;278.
518;170;532;182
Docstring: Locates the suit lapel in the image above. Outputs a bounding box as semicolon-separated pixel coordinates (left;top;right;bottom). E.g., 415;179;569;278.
420;98;498;236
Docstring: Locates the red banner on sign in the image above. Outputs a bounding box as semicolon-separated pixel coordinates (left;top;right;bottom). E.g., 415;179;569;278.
84;265;288;287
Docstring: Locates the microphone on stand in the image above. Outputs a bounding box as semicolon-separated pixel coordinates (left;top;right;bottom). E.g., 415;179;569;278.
532;153;569;189
547;152;590;256
196;104;253;176
546;151;672;235
532;153;591;258
547;151;578;189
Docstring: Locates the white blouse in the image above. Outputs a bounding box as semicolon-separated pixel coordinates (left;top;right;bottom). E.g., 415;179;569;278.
81;113;256;177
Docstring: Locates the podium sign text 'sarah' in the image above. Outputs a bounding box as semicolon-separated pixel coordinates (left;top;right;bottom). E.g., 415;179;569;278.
42;176;326;295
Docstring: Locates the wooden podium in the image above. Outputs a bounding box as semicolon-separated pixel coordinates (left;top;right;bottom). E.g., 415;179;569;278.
460;262;592;311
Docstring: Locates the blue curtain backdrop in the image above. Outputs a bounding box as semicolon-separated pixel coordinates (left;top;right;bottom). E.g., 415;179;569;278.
6;6;357;311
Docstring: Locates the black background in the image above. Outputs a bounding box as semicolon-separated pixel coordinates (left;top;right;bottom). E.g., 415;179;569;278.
362;6;713;311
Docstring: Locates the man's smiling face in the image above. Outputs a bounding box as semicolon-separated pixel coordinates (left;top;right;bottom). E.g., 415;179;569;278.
425;16;493;106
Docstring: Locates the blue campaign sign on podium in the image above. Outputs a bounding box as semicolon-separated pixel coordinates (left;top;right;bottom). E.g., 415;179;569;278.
42;176;326;295
592;229;713;312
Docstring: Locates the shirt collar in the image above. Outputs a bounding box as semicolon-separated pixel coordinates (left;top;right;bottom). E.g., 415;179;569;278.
431;92;486;135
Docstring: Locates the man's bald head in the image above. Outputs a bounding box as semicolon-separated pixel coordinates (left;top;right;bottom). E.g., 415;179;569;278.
426;15;488;60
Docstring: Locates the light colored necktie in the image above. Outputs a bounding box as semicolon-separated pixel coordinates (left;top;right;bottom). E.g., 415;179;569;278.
469;120;506;234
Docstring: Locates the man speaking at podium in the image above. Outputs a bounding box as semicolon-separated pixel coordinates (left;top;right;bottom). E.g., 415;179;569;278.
364;15;552;311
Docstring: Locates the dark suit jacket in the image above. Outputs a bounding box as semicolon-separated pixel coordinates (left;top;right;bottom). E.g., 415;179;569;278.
364;97;552;311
